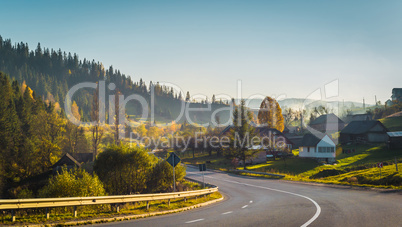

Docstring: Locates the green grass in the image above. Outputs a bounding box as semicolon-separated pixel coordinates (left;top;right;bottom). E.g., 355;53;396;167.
380;116;402;131
183;144;402;189
0;183;222;225
182;151;233;171
243;158;320;175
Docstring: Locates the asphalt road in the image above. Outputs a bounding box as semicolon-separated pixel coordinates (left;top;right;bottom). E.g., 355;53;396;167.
95;166;402;227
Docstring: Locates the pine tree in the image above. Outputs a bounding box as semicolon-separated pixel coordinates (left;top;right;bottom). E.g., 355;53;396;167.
185;91;190;102
227;99;256;170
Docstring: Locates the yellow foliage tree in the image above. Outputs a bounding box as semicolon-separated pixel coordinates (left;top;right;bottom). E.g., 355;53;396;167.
71;101;81;121
136;124;148;138
257;96;284;132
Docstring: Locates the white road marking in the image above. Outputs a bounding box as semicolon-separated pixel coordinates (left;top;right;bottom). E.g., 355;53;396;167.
221;211;233;215
185;218;205;224
204;175;321;227
250;200;253;203
242;205;248;209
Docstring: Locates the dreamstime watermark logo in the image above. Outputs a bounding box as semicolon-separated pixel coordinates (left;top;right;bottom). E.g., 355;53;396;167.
64;79;341;150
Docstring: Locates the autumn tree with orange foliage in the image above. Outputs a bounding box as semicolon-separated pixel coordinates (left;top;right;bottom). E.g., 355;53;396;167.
257;96;284;132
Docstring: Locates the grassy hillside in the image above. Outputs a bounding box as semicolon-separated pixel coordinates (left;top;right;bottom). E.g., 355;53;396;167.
183;144;402;189
380;116;402;131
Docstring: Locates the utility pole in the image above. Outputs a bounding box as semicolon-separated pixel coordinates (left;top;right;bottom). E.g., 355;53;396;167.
363;98;365;110
300;108;303;133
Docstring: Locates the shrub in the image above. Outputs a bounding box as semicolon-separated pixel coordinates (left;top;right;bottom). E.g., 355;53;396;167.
38;168;106;198
94;144;156;195
147;160;186;193
95;145;187;194
16;188;34;199
347;176;358;184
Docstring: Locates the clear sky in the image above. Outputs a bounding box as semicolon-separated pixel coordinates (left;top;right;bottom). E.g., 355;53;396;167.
1;0;402;104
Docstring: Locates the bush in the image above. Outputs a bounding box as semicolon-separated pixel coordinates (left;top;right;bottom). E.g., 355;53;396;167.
38;168;106;198
147;160;186;193
16;188;34;199
94;144;157;195
94;145;187;195
347;176;358;184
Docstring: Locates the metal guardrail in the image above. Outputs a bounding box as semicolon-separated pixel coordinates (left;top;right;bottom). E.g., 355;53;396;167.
0;186;218;221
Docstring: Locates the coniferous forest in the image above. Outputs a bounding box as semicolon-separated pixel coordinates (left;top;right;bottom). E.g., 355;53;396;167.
0;36;230;123
0;36;230;199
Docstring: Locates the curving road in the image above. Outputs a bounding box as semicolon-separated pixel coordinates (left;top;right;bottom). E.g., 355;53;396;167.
95;166;402;227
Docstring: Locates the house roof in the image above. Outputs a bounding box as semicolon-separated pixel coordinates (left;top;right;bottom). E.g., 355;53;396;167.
72;153;93;163
387;131;402;137
310;113;344;125
219;125;232;136
341;120;387;135
300;133;324;147
51;153;81;168
346;114;372;122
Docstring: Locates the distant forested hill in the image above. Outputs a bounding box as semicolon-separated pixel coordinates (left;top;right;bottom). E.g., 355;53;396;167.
0;36;230;125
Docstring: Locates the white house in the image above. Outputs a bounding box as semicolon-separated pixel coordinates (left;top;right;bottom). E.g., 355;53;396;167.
299;134;336;163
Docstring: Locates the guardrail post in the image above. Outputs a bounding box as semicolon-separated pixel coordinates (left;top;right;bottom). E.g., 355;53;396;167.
73;206;77;217
45;208;50;219
168;199;170;207
204;194;206;200
11;210;15;222
116;204;120;213
146;201;149;210
184;197;187;202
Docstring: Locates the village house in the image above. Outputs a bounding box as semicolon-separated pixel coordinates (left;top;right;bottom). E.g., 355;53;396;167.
309;113;345;133
344;114;372;123
51;153;82;173
339;120;388;144
299;134;336;163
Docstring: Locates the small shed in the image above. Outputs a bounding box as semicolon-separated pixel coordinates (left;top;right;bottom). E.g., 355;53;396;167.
387;131;402;149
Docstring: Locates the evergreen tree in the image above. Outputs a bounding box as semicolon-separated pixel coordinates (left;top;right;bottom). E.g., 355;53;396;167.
185;91;190;102
226;99;257;170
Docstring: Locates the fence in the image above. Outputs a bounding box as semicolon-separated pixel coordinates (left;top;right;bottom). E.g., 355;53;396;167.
0;186;218;222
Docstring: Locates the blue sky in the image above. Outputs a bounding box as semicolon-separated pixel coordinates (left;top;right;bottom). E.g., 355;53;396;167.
1;0;402;104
